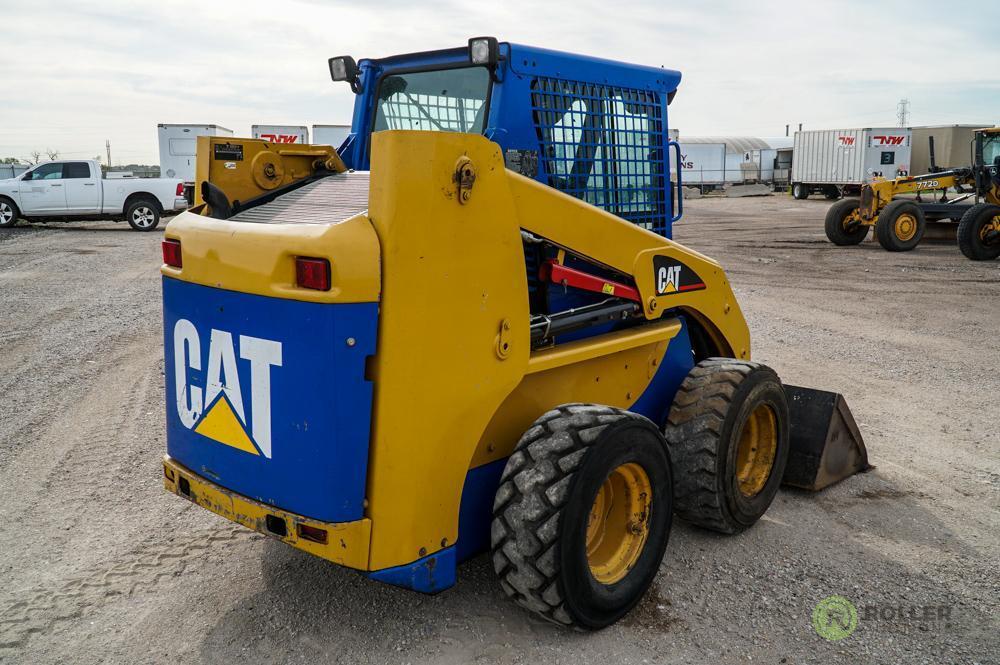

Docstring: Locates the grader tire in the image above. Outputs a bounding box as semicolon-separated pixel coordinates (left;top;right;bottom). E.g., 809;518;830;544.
957;203;1000;261
824;198;868;245
491;404;673;630
875;200;925;252
664;359;789;534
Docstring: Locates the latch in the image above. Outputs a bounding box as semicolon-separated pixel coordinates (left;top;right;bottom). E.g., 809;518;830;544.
455;156;477;204
496;318;512;360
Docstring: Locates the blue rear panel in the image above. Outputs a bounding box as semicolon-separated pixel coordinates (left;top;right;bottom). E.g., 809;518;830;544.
163;277;377;523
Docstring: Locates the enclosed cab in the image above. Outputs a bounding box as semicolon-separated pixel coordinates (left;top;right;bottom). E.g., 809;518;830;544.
329;37;683;237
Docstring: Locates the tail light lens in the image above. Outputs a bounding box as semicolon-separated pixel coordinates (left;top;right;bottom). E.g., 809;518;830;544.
175;182;185;197
296;523;328;544
296;257;330;291
162;239;182;268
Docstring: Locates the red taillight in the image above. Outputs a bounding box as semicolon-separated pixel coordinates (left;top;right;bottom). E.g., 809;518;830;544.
296;257;330;291
162;239;182;268
296;523;328;544
175;182;185;197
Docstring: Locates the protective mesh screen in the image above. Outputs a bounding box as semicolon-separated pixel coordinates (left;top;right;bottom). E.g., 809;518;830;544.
531;77;667;235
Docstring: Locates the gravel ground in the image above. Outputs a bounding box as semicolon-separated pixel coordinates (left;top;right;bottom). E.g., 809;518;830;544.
1;198;998;665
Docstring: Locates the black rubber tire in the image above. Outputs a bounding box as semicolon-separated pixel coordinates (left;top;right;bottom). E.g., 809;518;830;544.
875;200;925;252
0;197;20;228
823;186;841;200
126;198;161;231
824;198;868;245
792;183;809;200
663;358;790;534
491;403;673;630
957;203;1000;261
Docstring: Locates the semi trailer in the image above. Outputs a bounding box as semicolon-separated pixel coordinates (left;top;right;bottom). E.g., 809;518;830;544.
791;127;912;199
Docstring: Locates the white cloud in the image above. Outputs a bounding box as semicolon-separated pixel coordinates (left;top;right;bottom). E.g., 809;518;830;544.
0;0;996;163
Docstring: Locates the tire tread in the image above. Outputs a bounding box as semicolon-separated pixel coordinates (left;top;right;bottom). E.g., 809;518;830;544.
492;404;634;628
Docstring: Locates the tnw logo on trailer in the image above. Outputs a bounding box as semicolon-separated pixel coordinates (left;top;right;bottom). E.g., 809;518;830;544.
872;135;906;146
838;136;856;147
172;319;282;458
261;134;299;144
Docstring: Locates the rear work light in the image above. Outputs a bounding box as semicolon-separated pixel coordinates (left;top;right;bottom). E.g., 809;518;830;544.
296;257;331;291
162;239;182;268
175;182;185;197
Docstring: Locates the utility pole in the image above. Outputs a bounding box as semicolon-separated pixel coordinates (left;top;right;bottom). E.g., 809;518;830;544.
106;140;112;168
896;99;910;127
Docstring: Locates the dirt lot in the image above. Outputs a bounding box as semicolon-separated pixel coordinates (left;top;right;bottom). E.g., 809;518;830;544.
1;197;997;665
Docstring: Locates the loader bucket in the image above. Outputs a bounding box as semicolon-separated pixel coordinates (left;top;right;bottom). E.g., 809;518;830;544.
782;385;870;491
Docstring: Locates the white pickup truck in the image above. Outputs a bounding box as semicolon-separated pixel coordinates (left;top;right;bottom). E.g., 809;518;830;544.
0;160;187;231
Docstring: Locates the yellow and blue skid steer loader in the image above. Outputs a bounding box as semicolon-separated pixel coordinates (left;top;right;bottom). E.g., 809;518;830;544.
161;41;867;629
161;130;867;629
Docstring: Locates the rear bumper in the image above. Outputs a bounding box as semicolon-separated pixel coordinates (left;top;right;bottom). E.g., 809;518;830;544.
163;456;372;570
171;197;189;211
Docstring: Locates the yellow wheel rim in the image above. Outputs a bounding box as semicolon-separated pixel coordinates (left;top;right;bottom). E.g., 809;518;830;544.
586;463;652;584
894;213;918;241
735;404;778;497
980;217;1000;243
842;210;860;230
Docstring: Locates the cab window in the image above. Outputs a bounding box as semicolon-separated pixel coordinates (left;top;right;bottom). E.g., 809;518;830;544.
63;162;92;179
374;67;491;134
982;136;1000;165
26;163;64;180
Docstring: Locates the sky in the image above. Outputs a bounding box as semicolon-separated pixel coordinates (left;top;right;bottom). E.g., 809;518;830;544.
1;0;997;165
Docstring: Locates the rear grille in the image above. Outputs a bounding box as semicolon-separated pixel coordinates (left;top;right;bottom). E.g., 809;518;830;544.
229;172;370;225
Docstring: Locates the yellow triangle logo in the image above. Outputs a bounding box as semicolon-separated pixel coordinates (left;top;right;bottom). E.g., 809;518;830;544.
663;281;678;293
195;396;260;456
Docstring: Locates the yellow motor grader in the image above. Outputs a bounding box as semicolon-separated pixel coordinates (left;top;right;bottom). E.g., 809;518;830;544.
824;127;1000;259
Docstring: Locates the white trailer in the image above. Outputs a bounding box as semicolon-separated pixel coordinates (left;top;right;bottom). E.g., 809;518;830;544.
312;124;351;148
251;125;309;144
158;124;233;200
673;142;727;190
791;127;912;199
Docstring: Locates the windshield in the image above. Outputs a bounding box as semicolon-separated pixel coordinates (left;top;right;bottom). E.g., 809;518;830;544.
374;67;490;134
982;135;1000;165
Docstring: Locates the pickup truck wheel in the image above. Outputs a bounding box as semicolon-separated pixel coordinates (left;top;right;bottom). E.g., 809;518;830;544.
0;198;20;228
126;199;160;231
